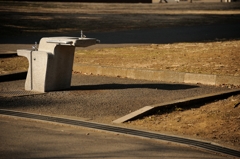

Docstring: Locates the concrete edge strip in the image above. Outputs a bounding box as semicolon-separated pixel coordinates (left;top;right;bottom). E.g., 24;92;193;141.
1;65;239;86
113;89;240;124
113;106;154;124
73;64;240;86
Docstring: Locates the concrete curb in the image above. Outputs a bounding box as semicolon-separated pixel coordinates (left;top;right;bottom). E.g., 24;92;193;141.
73;64;240;86
113;89;240;123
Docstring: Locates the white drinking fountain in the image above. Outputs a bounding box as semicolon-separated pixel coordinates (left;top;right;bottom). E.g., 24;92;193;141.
17;33;99;92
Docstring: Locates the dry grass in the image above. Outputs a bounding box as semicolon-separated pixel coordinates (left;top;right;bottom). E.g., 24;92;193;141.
75;40;240;76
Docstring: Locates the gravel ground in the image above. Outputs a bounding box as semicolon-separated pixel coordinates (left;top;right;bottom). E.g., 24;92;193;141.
0;74;233;123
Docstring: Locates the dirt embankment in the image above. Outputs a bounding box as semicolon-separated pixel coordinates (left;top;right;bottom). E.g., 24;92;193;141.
126;94;240;151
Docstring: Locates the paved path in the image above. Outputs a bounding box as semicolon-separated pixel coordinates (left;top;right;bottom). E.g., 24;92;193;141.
86;24;240;44
1;23;240;53
0;116;227;159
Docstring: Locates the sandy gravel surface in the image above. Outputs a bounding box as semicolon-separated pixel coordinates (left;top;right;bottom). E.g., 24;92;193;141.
0;74;232;122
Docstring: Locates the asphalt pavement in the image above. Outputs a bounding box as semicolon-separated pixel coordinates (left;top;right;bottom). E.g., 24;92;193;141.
1;23;240;49
0;116;227;159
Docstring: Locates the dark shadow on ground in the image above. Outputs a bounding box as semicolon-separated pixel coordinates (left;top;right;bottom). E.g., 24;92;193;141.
0;72;27;82
70;83;198;91
0;54;18;58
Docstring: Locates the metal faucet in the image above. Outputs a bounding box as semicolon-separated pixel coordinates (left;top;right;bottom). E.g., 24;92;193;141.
81;30;86;39
32;42;38;51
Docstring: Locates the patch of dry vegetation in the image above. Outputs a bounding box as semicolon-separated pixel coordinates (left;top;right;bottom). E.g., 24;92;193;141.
75;40;240;76
0;56;28;74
